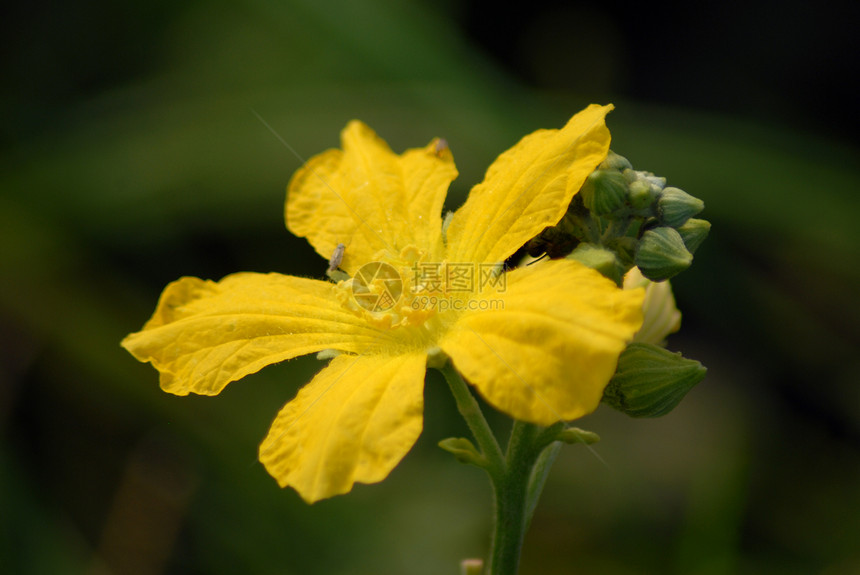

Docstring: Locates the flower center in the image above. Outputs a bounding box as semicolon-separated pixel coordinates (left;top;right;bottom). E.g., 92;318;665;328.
335;247;466;335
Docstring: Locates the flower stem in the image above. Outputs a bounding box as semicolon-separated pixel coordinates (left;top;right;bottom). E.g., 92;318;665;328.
438;362;505;477
438;363;561;575
487;420;539;575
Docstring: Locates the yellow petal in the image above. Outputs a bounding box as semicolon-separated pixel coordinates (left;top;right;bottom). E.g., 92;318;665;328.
258;352;426;503
439;259;644;425
286;121;457;273
121;273;392;396
445;104;613;265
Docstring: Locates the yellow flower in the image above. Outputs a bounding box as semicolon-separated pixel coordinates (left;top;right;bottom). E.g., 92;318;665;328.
121;104;644;503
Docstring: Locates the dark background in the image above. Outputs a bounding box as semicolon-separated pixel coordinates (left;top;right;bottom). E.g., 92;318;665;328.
2;1;858;574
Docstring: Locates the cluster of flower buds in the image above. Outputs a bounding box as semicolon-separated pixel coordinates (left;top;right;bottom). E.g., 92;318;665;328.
523;150;710;419
525;151;710;285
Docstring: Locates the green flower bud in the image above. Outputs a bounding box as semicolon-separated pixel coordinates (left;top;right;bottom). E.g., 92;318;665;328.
568;243;623;285
627;179;655;211
602;343;706;417
623;168;665;190
657;186;705;228
580;169;628;215
641;172;667;191
635;227;692;281
599;150;632;171
675;218;711;255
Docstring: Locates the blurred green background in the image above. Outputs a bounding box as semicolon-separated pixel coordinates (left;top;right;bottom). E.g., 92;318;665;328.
2;0;859;573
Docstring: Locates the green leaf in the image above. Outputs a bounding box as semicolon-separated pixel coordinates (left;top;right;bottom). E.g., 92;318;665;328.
556;427;601;445
438;437;484;466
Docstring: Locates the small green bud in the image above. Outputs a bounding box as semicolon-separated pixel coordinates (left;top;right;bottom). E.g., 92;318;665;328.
675;218;711;255
635;227;692;281
627;179;655;211
438;437;484;466
623;168;665;190
568;243;623;285
641;172;667;191
602;343;706;417
657;187;705;228
599;150;632;171
580;169;628;215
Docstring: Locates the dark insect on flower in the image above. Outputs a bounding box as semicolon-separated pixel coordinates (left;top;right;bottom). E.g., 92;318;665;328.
525;226;577;259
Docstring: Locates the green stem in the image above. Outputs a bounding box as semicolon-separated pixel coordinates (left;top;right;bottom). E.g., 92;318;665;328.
487;420;540;575
438;363;562;575
438;362;505;477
